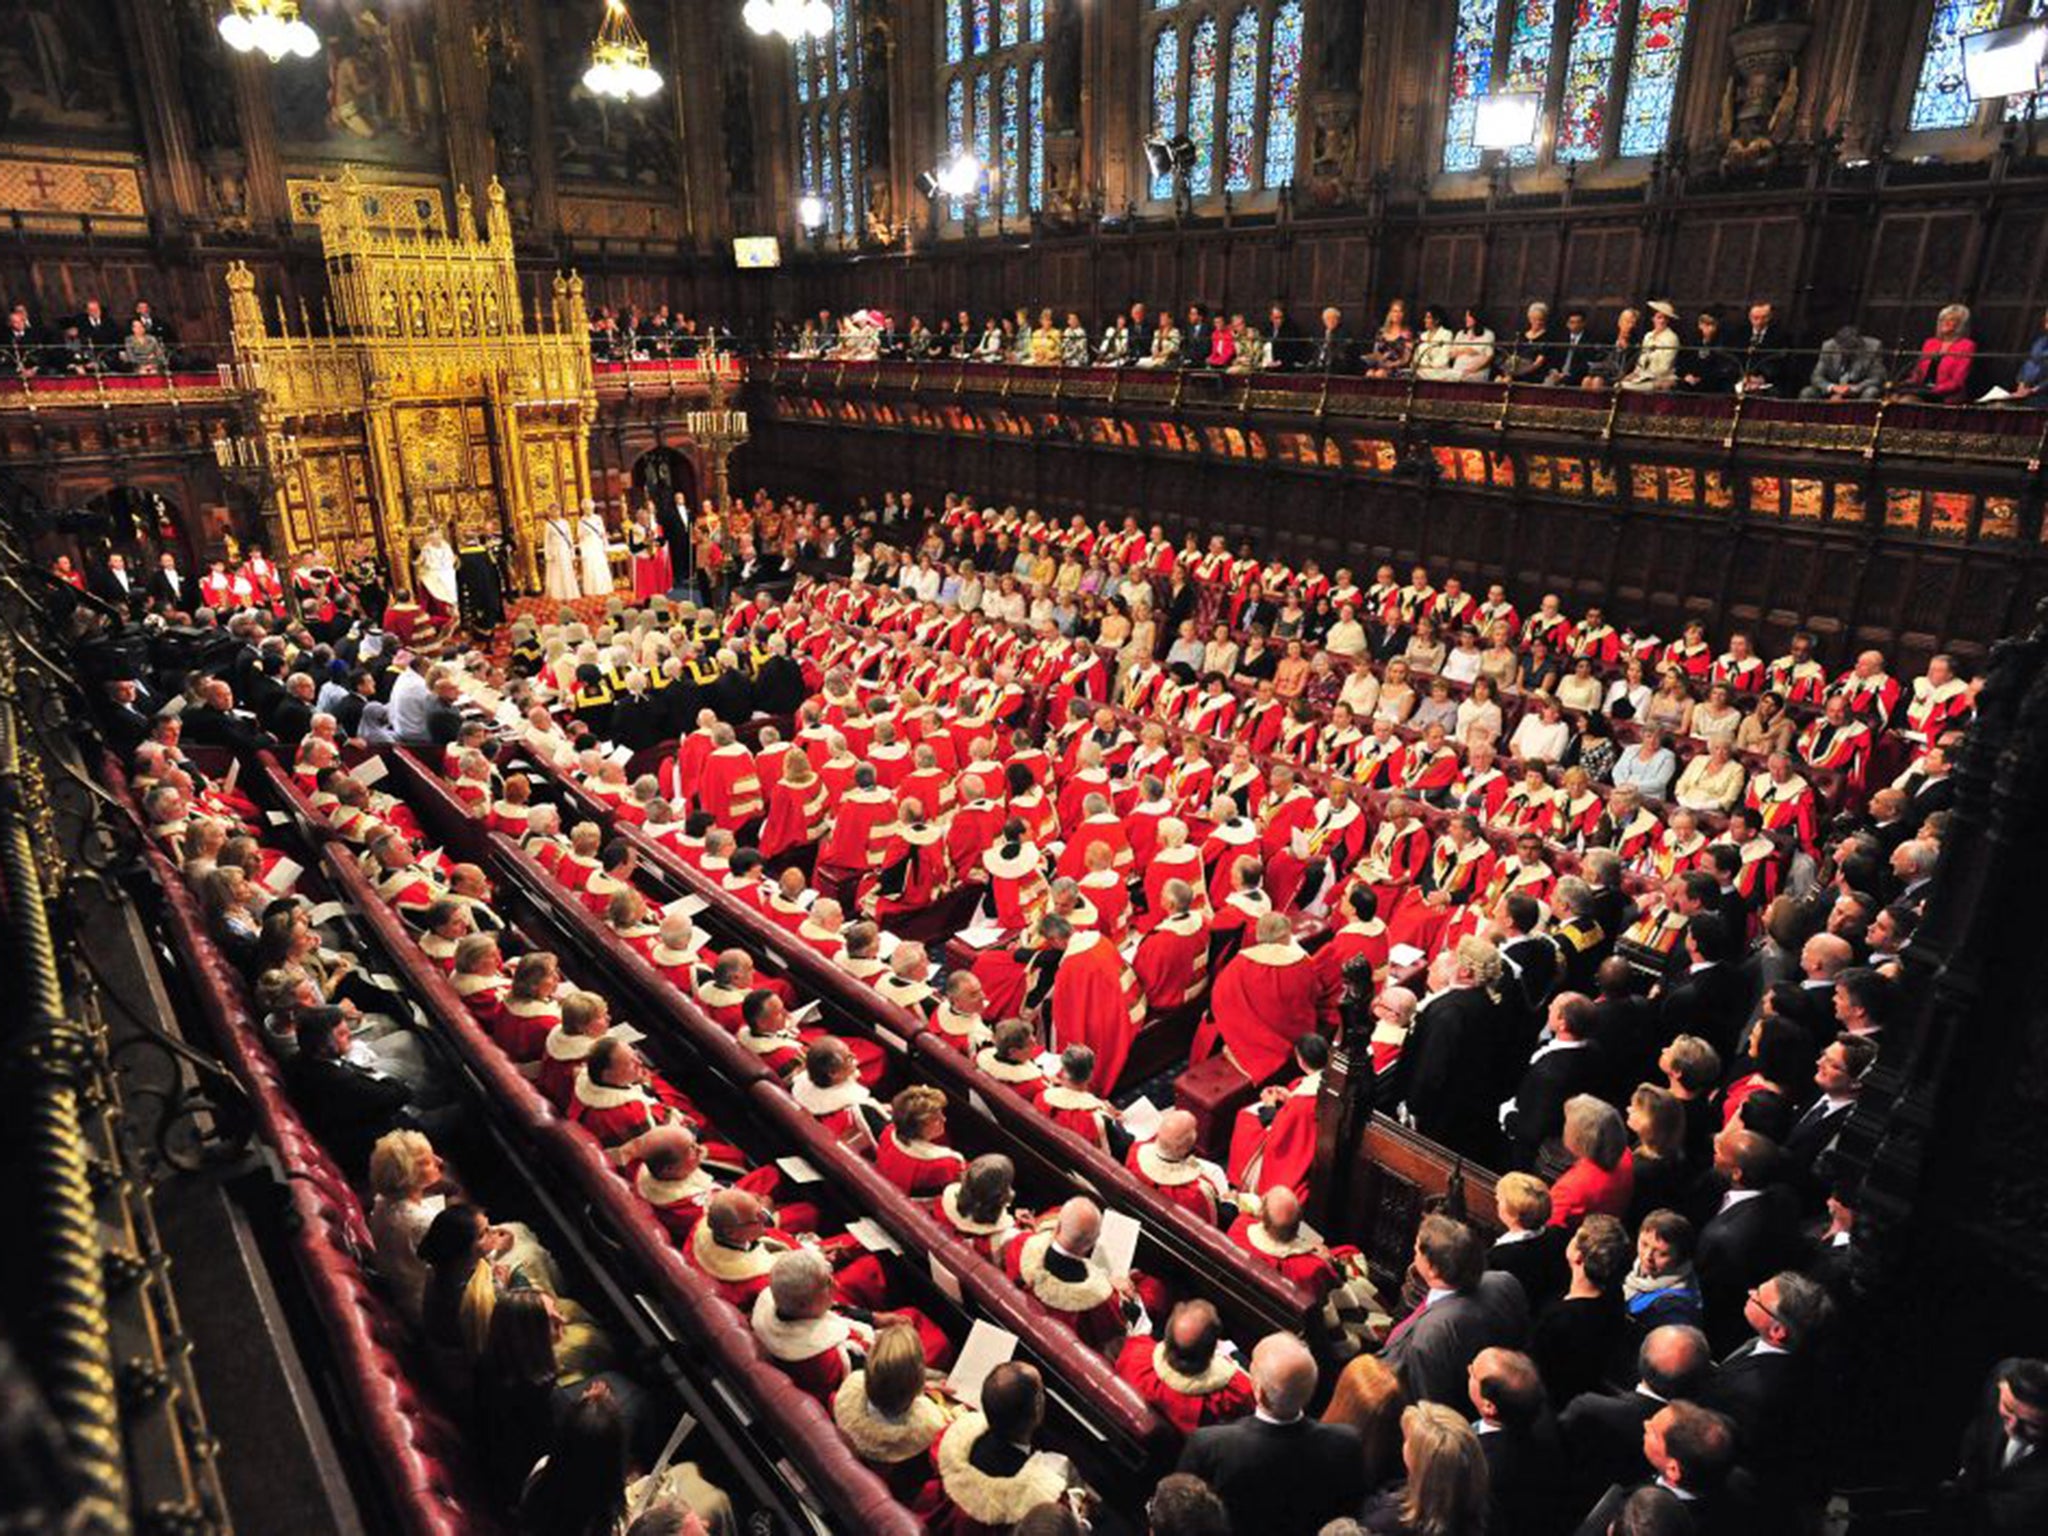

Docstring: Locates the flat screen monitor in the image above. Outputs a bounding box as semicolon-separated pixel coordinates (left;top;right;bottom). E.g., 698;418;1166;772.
733;236;783;270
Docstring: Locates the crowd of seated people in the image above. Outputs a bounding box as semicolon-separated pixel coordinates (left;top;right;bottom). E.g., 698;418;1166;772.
587;304;729;363
5;296;183;375
80;477;2044;1535
771;297;2048;407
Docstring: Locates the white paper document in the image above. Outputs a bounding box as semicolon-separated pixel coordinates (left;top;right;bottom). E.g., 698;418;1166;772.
354;754;389;788
663;894;709;920
305;901;348;927
945;1320;1019;1407
774;1155;823;1183
845;1217;901;1254
955;927;1007;950
927;1254;965;1303
1096;1208;1143;1278
1387;943;1425;969
1120;1096;1162;1142
262;857;303;894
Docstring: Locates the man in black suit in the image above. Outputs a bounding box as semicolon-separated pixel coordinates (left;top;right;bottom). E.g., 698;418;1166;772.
1782;1034;1874;1198
1888;837;1938;910
1182;303;1213;368
144;550;190;613
330;668;376;737
1364;614;1411;664
131;300;177;348
264;671;318;746
1499;892;1560;1022
1775;931;1851;1043
1560;1325;1714;1502
73;297;120;356
1701;1271;1833;1510
91;552;143;616
284;1006;421;1176
1308;305;1351;373
1588;957;1662;1101
1658;913;1748;1062
1469;1347;1573;1536
1895;743;1954;822
1388;941;1504;1159
1545;309;1595;386
1501;992;1606;1170
1694;1128;1801;1351
180;677;279;757
1951;1357;2048;1534
1126;301;1156;360
1177;1331;1366;1535
753;636;808;717
1571;1402;1752;1536
101;679;157;753
1489;1173;1571;1307
1735;300;1794;396
1266;302;1302;370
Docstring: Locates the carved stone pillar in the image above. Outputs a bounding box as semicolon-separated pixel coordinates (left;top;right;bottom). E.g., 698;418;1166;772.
1720;17;1813;175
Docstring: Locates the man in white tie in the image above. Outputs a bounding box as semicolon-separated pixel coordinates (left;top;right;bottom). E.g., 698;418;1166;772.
146;550;188;612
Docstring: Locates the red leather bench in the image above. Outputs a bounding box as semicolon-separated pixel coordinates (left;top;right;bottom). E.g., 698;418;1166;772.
106;758;509;1536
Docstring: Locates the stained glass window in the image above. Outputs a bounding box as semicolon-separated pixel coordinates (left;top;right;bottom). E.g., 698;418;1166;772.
1000;65;1022;215
1030;59;1046;209
835;0;855;92
1000;0;1020;48
821;114;838;234
839;105;857;236
972;0;992;54
795;37;812;102
1151;26;1181;198
1556;0;1622;162
1443;0;1502;172
1220;9;1259;192
1030;0;1046;42
1185;15;1220;194
1265;0;1303;188
946;75;967;219
946;0;965;64
2011;1;2048;119
975;70;994;200
1502;1;1555;163
1617;1;1689;157
799;113;817;202
1910;2;2006;130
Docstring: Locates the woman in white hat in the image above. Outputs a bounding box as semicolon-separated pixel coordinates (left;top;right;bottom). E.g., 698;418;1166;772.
1621;299;1682;391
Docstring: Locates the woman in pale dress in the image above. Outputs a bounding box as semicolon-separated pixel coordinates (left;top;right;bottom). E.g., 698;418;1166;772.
576;501;615;596
1337;662;1381;720
1410;306;1459;380
1689;683;1743;751
1375;658;1417;724
1603;656;1652;720
369;1130;560;1324
1123;601;1158;671
1455;676;1503;749
1478;621;1521;691
1620;301;1682;391
414;528;460;624
1447;307;1498;382
1644;668;1694;737
543;510;582;602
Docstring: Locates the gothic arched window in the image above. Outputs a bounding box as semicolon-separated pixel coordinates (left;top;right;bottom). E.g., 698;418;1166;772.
1441;0;1693;174
1144;1;1309;204
790;8;863;243
937;0;1047;228
1907;0;2048;132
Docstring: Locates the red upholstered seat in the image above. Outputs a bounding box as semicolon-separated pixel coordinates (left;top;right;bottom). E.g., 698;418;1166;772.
1175;1054;1257;1156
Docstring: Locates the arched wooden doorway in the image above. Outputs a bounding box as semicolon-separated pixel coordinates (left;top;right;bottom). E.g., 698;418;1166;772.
80;487;187;563
631;447;697;512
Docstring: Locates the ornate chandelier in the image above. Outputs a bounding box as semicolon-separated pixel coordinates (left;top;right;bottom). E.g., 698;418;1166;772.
216;0;320;62
584;0;663;101
742;0;834;44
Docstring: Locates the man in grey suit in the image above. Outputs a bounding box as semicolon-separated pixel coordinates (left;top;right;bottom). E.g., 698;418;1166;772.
1380;1214;1525;1407
1801;325;1886;401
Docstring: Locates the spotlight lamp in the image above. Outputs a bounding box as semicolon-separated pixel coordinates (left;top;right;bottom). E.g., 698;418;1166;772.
743;0;835;43
1962;21;2048;103
796;193;827;230
1472;92;1543;152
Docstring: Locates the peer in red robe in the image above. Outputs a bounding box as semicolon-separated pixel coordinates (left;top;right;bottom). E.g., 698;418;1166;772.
1190;917;1323;1083
1132;905;1210;1014
697;739;765;831
1049;929;1149;1094
1226;1197;1344;1303
1225;1036;1328;1200
1112;1321;1255;1437
1005;1225;1131;1354
817;774;896;879
912;1398;1086;1536
1125;1113;1231;1226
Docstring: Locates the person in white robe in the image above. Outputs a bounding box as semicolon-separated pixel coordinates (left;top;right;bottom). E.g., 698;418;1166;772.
543;511;582;602
576;499;615;597
414;530;459;620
